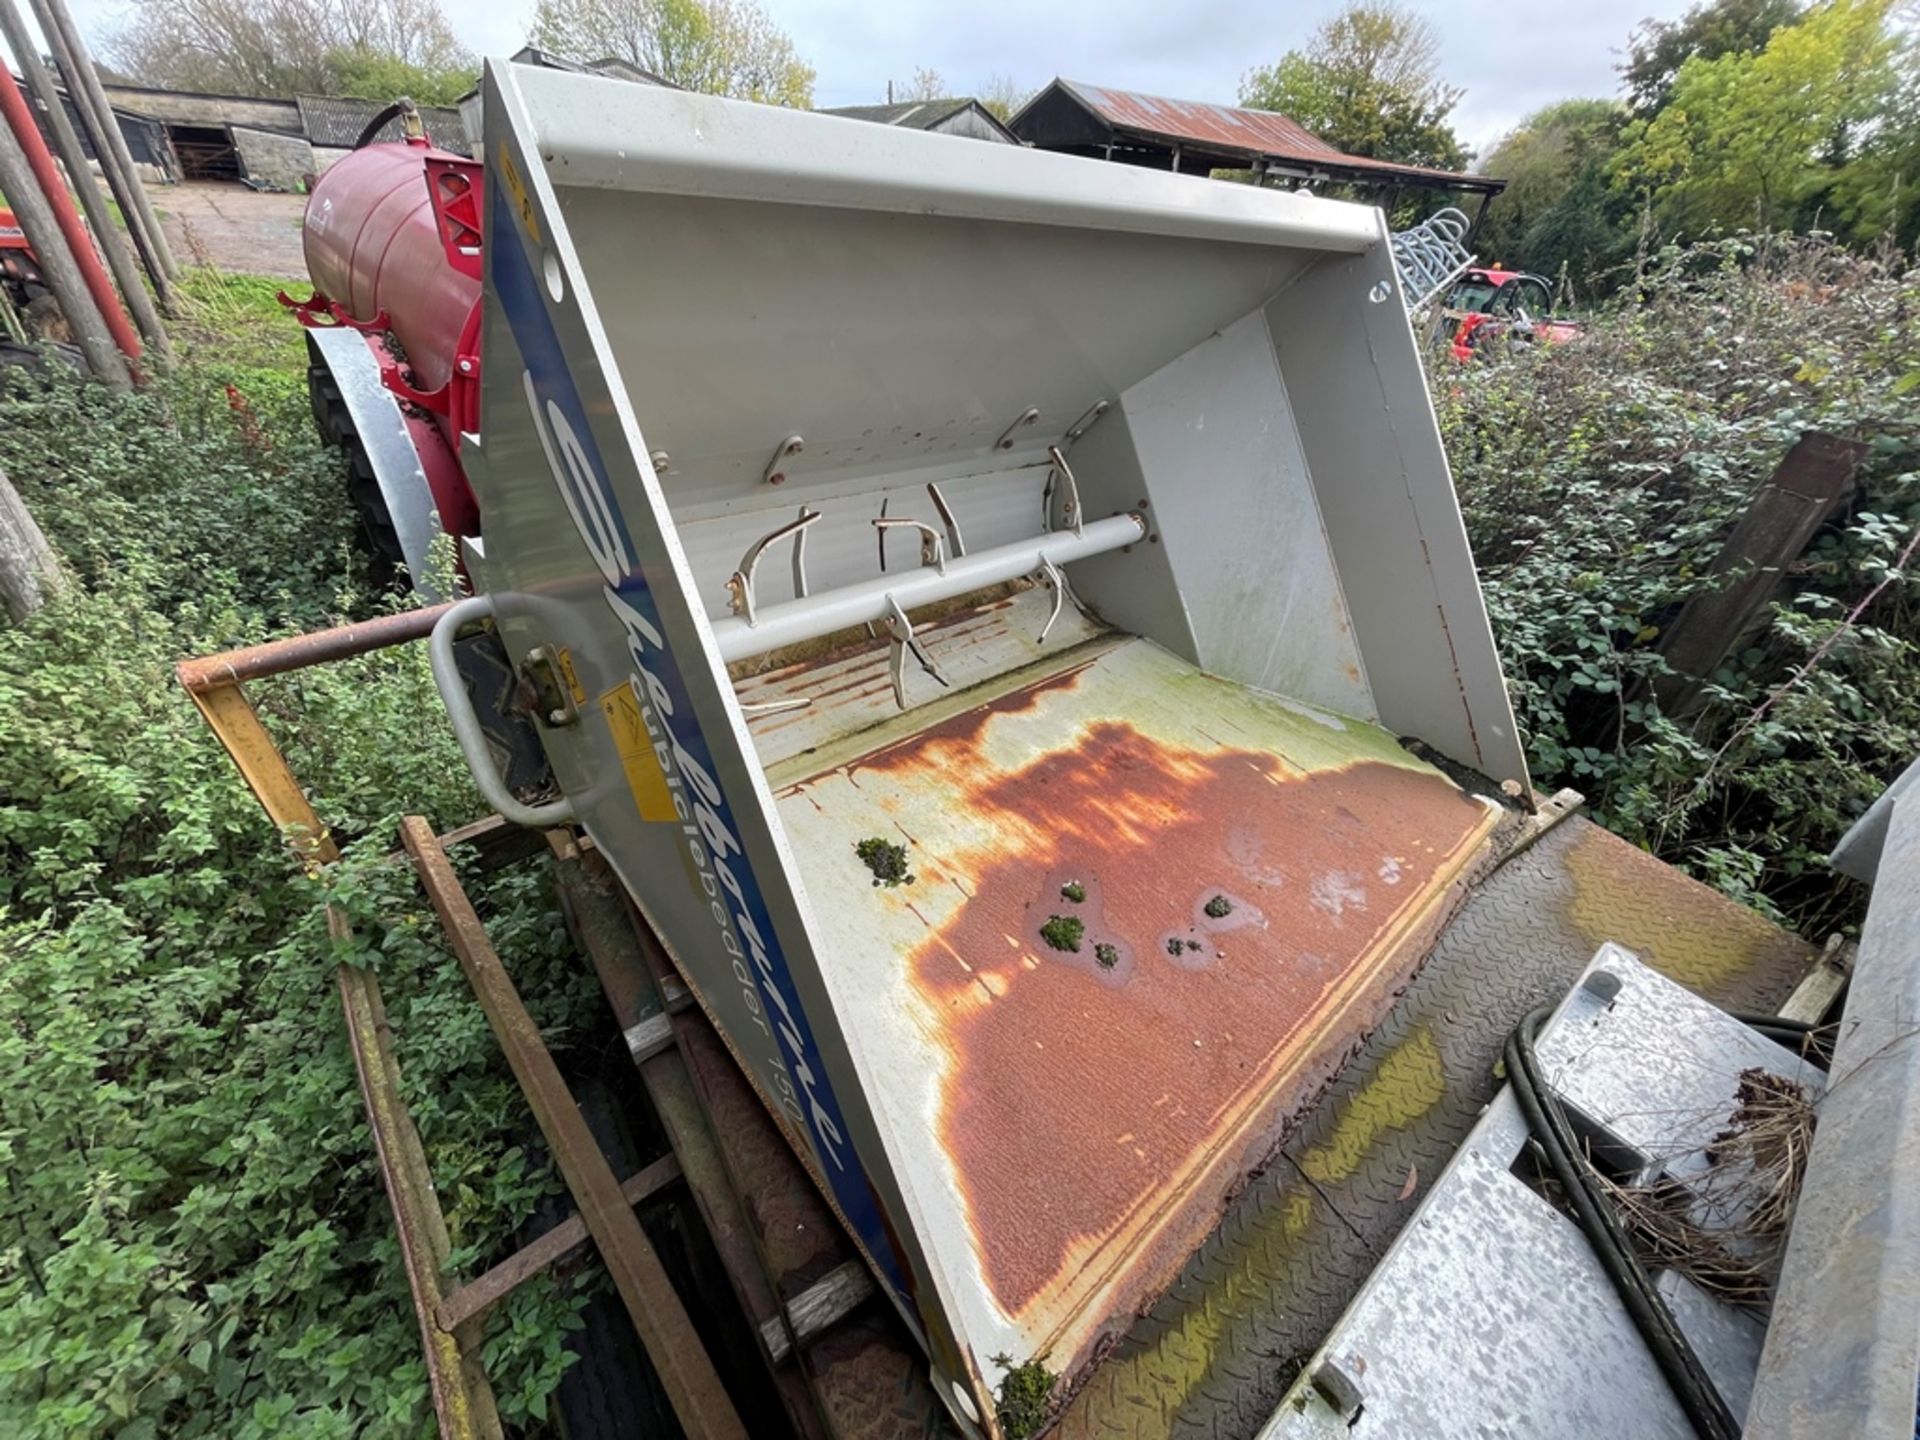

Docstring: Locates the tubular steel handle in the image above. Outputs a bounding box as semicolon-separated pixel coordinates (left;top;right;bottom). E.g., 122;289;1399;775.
429;595;577;830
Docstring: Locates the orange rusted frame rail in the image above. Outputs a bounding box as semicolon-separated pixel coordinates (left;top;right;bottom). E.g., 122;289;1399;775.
401;817;748;1440
176;603;452;693
171;611;735;1440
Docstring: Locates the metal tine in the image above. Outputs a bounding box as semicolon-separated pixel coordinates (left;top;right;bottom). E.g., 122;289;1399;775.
927;482;966;559
876;495;890;573
881;594;950;711
1036;557;1067;644
739;696;813;716
727;508;823;626
791;504;814;599
1047;444;1085;539
872;516;946;575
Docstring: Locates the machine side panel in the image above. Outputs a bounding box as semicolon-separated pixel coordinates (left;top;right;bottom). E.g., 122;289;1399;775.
1119;311;1372;719
469;66;972;1404
1265;240;1529;787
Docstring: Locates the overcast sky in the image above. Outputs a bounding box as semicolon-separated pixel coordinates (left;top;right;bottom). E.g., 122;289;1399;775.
45;0;1694;154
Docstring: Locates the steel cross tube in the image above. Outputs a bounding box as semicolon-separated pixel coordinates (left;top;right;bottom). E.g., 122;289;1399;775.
709;511;1146;663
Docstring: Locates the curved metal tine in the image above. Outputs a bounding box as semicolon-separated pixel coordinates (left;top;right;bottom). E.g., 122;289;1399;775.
1047;444;1085;538
740;696;814;715
927;482;966;558
871;516;946;575
1035;557;1067;644
876;495;891;573
881;593;950;710
792;505;816;599
728;508;824;626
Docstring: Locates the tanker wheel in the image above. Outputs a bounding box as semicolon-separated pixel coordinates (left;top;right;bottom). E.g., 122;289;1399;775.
520;1075;682;1440
308;358;407;592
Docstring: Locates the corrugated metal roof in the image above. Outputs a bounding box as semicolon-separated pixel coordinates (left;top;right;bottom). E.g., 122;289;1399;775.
823;98;972;131
1052;78;1488;187
296;95;470;150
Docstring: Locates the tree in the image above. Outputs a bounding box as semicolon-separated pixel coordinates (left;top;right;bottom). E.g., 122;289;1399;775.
977;74;1034;123
108;0;470;99
1612;0;1901;234
529;0;815;107
1240;1;1468;172
1622;0;1805;115
1478;100;1633;286
894;67;946;102
0;465;63;624
326;48;477;107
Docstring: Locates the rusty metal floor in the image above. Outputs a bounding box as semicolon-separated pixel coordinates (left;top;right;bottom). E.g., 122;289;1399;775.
1049;812;1816;1439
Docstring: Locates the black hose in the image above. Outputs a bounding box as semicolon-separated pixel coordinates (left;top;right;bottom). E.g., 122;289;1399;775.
1504;1005;1743;1440
1731;1012;1836;1067
352;101;411;150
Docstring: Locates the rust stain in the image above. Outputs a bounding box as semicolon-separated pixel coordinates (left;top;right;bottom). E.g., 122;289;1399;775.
859;712;1492;1321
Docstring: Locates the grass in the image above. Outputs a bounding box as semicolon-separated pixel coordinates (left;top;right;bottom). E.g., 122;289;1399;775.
172;270;309;376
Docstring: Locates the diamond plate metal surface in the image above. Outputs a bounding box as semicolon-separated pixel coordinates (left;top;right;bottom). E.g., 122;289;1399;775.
1051;815;1816;1439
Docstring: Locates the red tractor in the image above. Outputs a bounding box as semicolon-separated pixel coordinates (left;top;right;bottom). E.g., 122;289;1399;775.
1440;266;1581;362
1;204;62;338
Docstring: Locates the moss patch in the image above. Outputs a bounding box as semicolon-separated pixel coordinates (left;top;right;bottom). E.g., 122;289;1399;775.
854;837;913;887
1204;894;1233;919
1039;914;1084;952
992;1354;1055;1439
1094;942;1119;969
1060;880;1086;903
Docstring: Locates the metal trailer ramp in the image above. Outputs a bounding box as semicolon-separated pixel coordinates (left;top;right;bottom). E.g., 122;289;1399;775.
1257;946;1827;1438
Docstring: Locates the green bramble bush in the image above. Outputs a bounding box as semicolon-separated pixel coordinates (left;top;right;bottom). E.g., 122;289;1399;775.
1439;233;1920;931
0;299;599;1437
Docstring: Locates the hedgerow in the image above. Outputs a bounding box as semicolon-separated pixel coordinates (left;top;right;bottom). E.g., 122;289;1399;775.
0;329;596;1436
1439;234;1920;931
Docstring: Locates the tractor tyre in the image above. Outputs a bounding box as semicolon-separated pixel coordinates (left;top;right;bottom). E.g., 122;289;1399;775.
307;358;407;591
522;1075;682;1440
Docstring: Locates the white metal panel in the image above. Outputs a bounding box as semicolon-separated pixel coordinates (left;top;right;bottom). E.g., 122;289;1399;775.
513;64;1382;251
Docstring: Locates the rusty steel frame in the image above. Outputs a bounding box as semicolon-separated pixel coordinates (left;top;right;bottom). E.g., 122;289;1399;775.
400;815;748;1440
173;611;744;1440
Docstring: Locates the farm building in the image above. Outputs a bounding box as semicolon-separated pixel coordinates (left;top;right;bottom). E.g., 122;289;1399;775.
1011;77;1504;212
820;97;1016;143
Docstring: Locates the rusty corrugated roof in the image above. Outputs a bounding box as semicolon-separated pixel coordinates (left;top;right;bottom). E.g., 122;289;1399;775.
1053;78;1490;188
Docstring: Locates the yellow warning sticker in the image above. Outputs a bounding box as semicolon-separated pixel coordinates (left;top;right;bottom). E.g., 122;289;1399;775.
600;683;677;822
553;646;586;707
496;142;543;245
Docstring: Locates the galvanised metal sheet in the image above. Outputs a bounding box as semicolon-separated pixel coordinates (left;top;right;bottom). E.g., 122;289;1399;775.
772;637;1500;1387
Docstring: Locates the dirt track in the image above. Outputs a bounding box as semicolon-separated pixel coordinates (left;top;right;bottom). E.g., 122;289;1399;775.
147;180;308;278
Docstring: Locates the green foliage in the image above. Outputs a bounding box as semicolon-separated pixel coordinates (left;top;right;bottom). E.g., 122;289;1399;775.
1622;0;1806;114
854;836;912;887
990;1353;1053;1439
0;332;594;1434
529;0;815;107
1038;915;1083;953
1478;101;1634;287
1240;2;1467;175
1442;234;1920;932
109;0;472;101
1613;0;1903;235
327;47;478;108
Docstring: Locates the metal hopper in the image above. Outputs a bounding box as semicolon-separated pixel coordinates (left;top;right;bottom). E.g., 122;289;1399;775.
438;58;1528;1436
